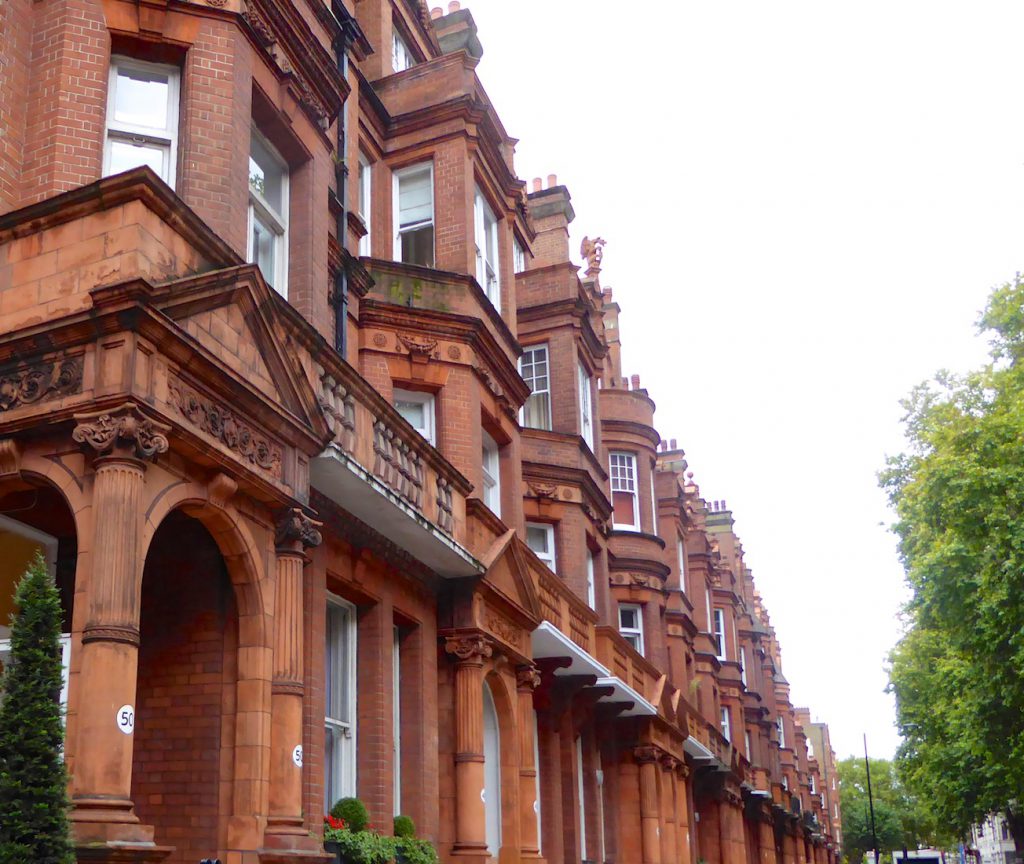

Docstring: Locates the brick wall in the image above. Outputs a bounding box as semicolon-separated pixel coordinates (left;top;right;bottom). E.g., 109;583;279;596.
0;0;32;212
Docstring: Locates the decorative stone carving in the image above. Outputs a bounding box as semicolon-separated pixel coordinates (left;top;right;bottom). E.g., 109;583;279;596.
241;0;275;46
633;745;661;764
73;403;170;461
316;365;357;456
580;236;606;273
447;345;462;361
485;612;521;650
275;507;323;550
659;754;678;771
169;378;283;478
0;355;82;411
527;481;558;499
444;633;493;662
436;476;454;533
515;664;542;691
472;360;517;420
208;472;238;509
397;332;439;360
372;333;388;348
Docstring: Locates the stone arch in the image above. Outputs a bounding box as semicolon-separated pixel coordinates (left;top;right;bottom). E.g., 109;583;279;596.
484;667;521;858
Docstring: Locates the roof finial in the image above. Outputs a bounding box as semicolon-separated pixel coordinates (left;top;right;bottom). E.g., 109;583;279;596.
580;235;606;277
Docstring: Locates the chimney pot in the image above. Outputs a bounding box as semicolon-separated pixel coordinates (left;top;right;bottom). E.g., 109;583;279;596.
660;440;667;450
547;173;558;188
670;438;677;449
532;177;542;192
448;0;460;11
431;6;443;17
602;286;612;298
631;374;640;389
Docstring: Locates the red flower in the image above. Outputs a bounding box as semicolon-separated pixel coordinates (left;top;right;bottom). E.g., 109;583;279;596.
325;814;346;831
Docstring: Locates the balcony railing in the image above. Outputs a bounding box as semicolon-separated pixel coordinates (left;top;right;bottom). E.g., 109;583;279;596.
534;567;597;655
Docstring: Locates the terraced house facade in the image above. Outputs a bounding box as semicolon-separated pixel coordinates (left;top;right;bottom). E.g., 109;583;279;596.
0;0;843;862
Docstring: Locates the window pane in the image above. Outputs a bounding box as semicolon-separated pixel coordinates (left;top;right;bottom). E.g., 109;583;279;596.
401;225;434;267
251;212;278;288
399;169;432;226
396;399;425;430
526;525;550;556
523;392;551;430
107;139;166;177
249;135;286;213
114;68;169;130
325;604;351;722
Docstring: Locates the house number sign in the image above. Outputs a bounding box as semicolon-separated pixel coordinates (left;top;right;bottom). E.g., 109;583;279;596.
117;705;135;735
292;745;303;767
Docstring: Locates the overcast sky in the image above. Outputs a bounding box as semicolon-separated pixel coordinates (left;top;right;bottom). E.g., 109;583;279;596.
465;0;1024;759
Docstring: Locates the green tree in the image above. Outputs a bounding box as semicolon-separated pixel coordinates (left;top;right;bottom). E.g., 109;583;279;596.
881;276;1024;851
0;552;74;863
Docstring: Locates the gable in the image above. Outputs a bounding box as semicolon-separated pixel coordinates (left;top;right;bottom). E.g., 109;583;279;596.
478;529;541;620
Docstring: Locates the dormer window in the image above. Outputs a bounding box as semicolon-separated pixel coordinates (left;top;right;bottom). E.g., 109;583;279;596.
474;187;500;308
392;30;415;73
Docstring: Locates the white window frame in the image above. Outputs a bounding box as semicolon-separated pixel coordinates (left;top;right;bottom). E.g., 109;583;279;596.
104;56;179;188
721;706;731;742
578;361;593;450
474;186;501;309
585;548;596;610
740;646;748;686
519;344;552;430
676;536;687;591
482;429;501;516
393;388;435;445
392;29;415;73
713;608;727;661
705;587;712;632
248;129;289;298
393;626;401;816
393;162;434;266
325;595;357;811
744;729;752;759
609;451;640;530
533;710;543;854
513;237;526;273
777;716;786;749
649;467;658;534
576;735;587;856
810;774;816;795
618;603;643;654
526;522;556;573
358;153;372;256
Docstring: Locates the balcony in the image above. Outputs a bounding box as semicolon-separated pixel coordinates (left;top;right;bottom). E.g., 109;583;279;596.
599;376;657;432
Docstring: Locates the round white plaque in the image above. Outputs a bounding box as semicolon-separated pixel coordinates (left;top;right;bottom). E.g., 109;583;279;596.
116;705;135;735
292;745;303;767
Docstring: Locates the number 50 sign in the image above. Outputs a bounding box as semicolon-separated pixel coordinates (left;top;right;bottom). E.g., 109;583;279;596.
117;705;135;735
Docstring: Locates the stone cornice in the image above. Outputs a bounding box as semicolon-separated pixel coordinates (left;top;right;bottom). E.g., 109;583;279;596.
599;416;662;450
516;295;608;363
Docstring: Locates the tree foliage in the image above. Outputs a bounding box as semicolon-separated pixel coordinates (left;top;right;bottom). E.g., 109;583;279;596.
0;552;74;863
881;277;1024;850
837;756;954;864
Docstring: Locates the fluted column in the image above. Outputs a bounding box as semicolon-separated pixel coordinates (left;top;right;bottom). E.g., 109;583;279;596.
70;405;169;842
516;665;542;859
720;797;735;864
795;833;807;864
758;818;778;864
675;763;693;864
782;830;797;864
635;746;662;864
266;508;322;841
446;633;493;857
660;757;678;864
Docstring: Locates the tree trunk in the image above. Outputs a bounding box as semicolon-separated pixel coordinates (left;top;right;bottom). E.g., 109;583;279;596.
1003;808;1024;864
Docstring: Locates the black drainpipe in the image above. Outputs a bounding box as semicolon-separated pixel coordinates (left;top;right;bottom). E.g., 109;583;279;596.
332;4;354;359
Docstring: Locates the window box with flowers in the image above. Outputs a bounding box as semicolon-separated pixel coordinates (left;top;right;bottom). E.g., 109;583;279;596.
323;799;437;864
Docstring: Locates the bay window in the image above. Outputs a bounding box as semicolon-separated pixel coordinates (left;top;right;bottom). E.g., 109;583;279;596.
721;707;731;742
474;187;500;307
394;164;434;267
325;597;357;810
609;452;639;529
513;238;526;273
104;57;179;187
777;716;786;749
392;30;415;73
618;603;643;654
713;608;727;661
248;130;289;297
358;153;372;256
578;362;593;449
526;522;556;573
520;345;551;430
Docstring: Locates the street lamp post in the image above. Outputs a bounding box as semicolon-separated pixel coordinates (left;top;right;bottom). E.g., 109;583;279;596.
865;734;880;864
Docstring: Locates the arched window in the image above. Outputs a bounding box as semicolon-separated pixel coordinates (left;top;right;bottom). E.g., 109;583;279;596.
483;681;502;856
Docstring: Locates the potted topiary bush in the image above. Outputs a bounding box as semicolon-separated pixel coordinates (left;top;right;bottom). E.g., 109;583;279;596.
391;815;438;864
323;798;397;864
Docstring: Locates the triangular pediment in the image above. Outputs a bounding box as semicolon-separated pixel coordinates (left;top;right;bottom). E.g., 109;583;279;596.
478;529;541;620
154;265;326;442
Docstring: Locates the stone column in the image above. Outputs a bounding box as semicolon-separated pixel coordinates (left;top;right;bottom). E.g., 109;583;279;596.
266;508;322;845
675;762;692;864
446;633;493;858
70;405;169;844
660;757;678;864
795;833;807;864
635;746;662;864
720;797;735;864
782;829;797;864
758;818;779;864
516;665;542;859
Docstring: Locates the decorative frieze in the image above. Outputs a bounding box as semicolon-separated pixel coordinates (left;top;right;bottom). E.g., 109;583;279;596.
73;403;170;461
633;744;661;764
444;633;493;663
169;377;283;478
484;609;524;653
0;355;82;411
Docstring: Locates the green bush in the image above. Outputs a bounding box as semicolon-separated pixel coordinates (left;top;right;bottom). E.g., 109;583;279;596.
327;829;394;864
331;797;370;833
393;815;416;839
394;837;437;864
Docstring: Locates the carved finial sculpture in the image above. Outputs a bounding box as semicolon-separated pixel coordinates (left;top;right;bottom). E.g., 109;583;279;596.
580;236;606;275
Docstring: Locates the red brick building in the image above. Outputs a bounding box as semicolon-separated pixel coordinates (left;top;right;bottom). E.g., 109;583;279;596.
0;1;843;863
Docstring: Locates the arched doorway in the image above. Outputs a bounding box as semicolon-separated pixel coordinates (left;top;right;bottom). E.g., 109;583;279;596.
483;680;501;857
132;509;239;864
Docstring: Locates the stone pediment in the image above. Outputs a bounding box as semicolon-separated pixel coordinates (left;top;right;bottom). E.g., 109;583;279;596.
476;528;541;622
153;265;327;445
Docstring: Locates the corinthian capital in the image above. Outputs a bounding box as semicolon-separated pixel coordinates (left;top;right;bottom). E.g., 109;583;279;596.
633;745;661;765
275;507;323;551
444;633;494;662
515;664;542;691
72;403;170;461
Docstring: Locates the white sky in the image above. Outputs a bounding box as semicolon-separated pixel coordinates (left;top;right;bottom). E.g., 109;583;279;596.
465;0;1024;759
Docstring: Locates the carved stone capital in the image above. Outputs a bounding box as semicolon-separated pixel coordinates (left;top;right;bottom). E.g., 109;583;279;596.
444;633;493;663
72;403;170;462
515;664;542;691
633;745;661;765
275;507;323;551
659;754;679;772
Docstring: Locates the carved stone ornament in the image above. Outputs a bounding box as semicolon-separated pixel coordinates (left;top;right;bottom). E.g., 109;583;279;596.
659;754;679;771
275;507;323;550
633;745;661;764
580;236;606;272
515;664;542;691
444;633;493;662
372;333;388;348
72;404;170;461
169;378;283;478
485;612;522;649
397;332;439;360
0;355;82;412
528;481;558;499
447;345;462;361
